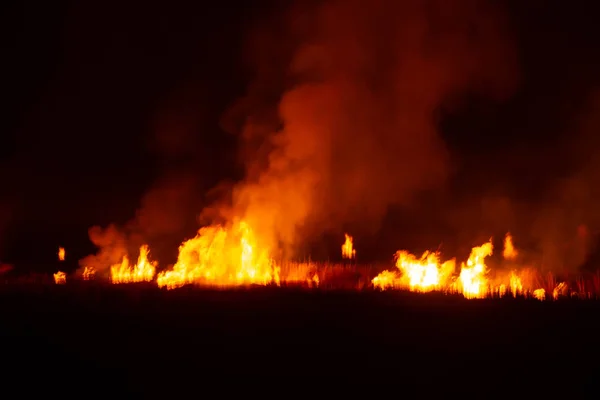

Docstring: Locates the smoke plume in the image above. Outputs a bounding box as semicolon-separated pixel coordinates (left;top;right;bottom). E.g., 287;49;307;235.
227;0;519;257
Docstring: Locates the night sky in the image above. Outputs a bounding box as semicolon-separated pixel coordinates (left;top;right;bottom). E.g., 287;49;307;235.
3;0;600;272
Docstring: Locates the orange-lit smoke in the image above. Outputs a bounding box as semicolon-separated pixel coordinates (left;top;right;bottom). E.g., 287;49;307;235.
503;233;517;260
78;224;128;278
227;0;519;257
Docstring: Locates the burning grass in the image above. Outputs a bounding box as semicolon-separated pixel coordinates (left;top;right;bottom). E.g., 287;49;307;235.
2;225;590;301
7;260;599;301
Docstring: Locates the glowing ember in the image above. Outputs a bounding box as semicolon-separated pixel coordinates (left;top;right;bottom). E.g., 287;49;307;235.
110;245;156;284
53;271;66;284
341;234;356;260
58;247;66;261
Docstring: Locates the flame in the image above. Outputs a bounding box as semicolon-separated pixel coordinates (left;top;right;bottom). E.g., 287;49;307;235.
553;282;568;300
458;240;493;299
533;288;545;301
503;233;517;260
71;222;587;301
372;234;549;300
53;271;66;284
58;247;65;261
82;266;96;280
341;233;356;259
157;220;280;290
279;262;320;287
397;250;454;292
110;245;157;284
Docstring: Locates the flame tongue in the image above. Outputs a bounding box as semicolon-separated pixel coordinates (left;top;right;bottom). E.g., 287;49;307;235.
156;220;280;289
110;245;157;284
372;234;551;300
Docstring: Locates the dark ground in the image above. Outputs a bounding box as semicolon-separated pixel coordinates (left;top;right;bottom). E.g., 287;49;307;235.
1;283;599;397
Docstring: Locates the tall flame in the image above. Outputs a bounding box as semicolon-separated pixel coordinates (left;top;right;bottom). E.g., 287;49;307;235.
458;240;493;299
156;220;280;290
58;247;65;261
341;234;356;260
110;245;157;284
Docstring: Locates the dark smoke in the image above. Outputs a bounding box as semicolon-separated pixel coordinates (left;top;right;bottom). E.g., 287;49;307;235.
226;0;519;257
528;92;600;272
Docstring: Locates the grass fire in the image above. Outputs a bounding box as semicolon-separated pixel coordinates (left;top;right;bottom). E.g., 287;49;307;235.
39;227;597;301
4;0;600;393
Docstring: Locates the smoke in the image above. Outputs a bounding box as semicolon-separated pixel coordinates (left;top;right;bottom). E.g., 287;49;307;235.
439;90;600;273
78;224;127;276
528;92;600;272
78;94;206;274
227;0;519;257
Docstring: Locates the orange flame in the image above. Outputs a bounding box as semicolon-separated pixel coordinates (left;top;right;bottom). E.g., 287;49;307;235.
373;234;549;300
458;240;493;299
110;245;157;284
82;266;96;280
58;247;65;261
156;220;279;290
53;271;66;284
341;233;356;260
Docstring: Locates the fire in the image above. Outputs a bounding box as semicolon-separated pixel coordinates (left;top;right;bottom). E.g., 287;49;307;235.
533;289;546;301
391;250;454;292
53;271;66;284
458;240;493;299
110;245;157;284
58;247;66;261
372;234;550;300
342;233;356;260
503;233;517;260
279;262;320;287
71;218;595;300
82;266;96;280
156;220;279;290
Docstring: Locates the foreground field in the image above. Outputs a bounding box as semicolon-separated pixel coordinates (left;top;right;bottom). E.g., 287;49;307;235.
1;284;599;396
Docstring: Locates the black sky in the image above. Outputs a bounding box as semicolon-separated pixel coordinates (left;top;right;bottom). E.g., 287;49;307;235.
3;0;600;270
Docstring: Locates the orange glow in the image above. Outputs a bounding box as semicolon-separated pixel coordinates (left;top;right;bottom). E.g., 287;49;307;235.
58;247;66;261
503;233;517;260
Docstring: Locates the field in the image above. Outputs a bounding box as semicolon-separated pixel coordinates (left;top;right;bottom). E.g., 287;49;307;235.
1;280;599;396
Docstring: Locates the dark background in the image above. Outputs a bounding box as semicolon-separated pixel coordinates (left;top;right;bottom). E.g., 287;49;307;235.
3;0;600;272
